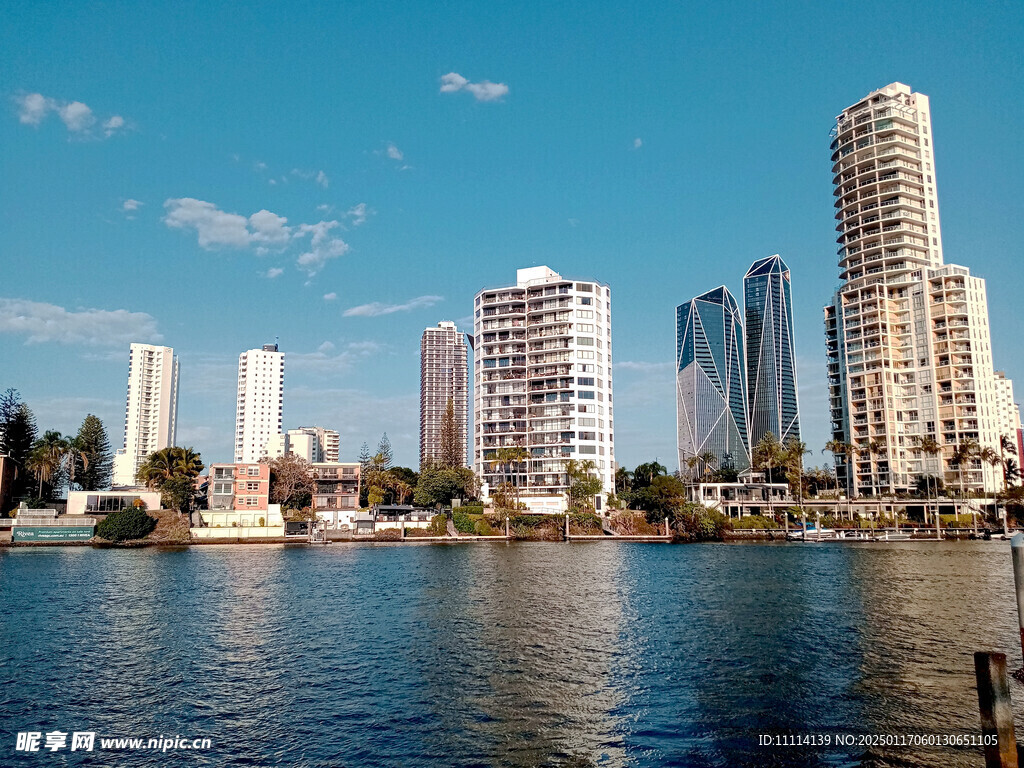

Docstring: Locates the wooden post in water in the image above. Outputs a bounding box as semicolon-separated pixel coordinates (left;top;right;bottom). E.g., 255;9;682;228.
974;651;1018;768
1011;534;1024;665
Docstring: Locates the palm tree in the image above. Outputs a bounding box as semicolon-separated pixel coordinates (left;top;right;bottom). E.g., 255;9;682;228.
824;439;856;521
752;432;786;529
912;435;942;527
136;446;205;490
1000;435;1017;491
26;431;69;498
697;450;717;480
495;444;529;511
784;437;810;521
980;445;1001;533
950;439;979;526
62;436;89;494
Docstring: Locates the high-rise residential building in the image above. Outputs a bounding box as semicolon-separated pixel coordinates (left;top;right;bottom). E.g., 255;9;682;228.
676;287;750;473
112;343;179;487
234;343;284;464
825;82;1019;496
744;255;801;449
473;266;614;513
420;321;468;467
265;427;339;464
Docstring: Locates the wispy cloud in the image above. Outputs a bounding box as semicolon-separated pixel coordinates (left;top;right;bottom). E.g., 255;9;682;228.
615;360;674;373
265;267;284;279
294;220;350;276
323;292;337;301
0;298;161;346
345;203;370;226
343;295;443;317
163;198;349;276
440;72;509;102
15;92;126;139
291;168;329;188
286;341;382;373
632;137;643;149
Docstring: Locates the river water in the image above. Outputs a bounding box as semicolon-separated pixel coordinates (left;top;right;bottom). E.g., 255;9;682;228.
0;540;1020;767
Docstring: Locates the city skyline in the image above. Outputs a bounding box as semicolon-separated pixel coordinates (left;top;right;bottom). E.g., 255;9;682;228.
3;3;1023;471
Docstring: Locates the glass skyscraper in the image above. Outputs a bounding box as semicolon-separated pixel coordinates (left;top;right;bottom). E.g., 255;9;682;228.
676;286;749;473
744;254;800;449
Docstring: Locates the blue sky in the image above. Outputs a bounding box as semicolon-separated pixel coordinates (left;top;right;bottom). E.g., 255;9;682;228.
2;1;1022;471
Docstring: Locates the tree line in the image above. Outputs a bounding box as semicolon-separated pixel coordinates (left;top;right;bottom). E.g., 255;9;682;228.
0;388;113;513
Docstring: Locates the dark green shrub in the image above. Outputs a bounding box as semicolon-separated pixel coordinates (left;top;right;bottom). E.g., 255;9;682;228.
452;511;477;534
96;508;157;542
429;514;447;535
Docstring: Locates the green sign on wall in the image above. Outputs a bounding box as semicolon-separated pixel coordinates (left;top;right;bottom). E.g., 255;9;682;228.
13;527;95;542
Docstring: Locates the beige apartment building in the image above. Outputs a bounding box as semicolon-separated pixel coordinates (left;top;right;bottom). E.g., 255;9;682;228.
825;82;1019;496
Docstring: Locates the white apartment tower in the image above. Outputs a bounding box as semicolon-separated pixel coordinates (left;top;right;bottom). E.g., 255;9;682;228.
825;82;1019;496
420;321;469;467
265;427;339;464
112;343;179;487
235;344;285;464
473;266;615;513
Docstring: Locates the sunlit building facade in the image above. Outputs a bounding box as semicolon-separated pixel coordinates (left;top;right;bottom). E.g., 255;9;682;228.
824;82;1019;495
473;266;615;513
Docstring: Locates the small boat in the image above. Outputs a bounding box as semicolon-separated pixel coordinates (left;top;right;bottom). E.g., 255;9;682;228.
868;530;913;542
786;526;837;541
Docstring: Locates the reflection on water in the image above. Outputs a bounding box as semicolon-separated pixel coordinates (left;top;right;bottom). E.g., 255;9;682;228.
0;540;1020;767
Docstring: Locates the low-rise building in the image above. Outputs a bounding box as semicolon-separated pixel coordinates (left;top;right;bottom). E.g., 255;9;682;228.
687;481;790;519
207;463;270;511
193;503;286;538
66;490;162;515
311;462;360;521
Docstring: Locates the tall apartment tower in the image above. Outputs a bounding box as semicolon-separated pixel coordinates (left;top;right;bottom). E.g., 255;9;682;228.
825;82;1018;495
234;343;284;464
112;343;180;487
676;287;749;473
420;321;468;467
473;266;614;513
744;255;801;449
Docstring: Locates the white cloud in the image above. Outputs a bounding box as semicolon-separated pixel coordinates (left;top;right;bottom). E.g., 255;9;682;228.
323;292;337;301
316;204;333;214
0;298;161;346
122;199;142;212
16;93;51;125
104;115;125;136
290;168;329;188
633;137;643;149
315;170;328;188
58;101;95;132
317;341;335;353
294;220;350;276
440;72;509;102
265;267;284;279
164;198;352;277
343;295;443;317
163;198;253;248
386;143;403;161
345;203;369;226
248;209;291;247
254;161;268;172
14;92;126;138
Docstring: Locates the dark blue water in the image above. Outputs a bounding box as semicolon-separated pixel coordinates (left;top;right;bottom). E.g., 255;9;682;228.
0;541;1020;767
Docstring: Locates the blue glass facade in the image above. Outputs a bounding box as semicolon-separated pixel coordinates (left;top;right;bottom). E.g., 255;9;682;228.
744;255;801;449
676;287;749;472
